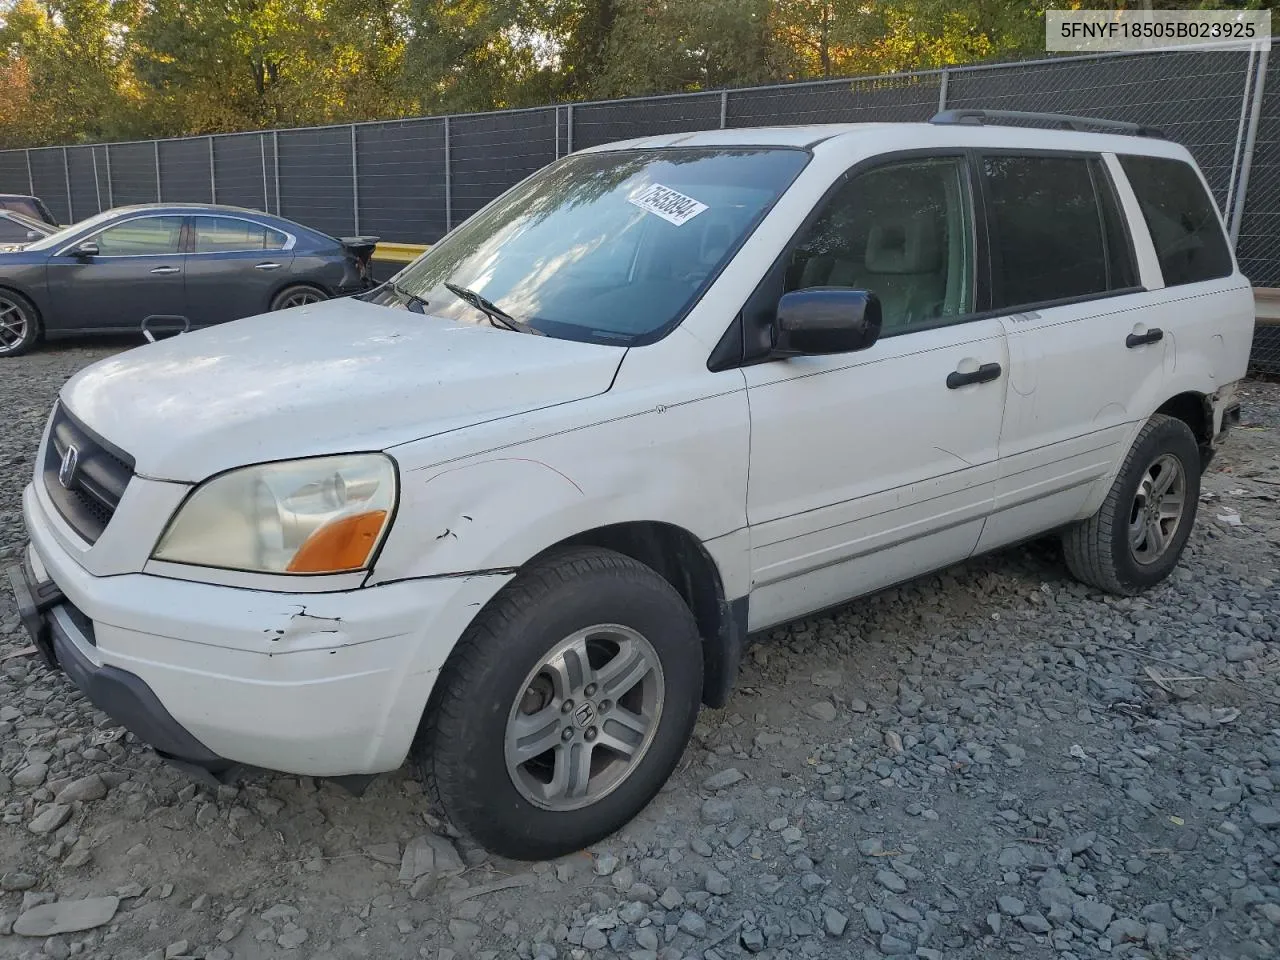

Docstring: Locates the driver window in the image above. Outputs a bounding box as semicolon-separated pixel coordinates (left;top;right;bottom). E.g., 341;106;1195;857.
787;158;974;333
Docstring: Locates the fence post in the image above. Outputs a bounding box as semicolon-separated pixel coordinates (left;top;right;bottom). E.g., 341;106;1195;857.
444;116;453;233
272;131;281;216
91;147;102;212
208;136;217;204
720;90;728;128
24;149;33;196
61;146;72;223
104;144;113;209
555;106;560;160
938;69;949;113
1230;47;1269;247
350;125;360;235
260;134;269;212
154;141;162;202
1225;44;1257;219
567;103;575;153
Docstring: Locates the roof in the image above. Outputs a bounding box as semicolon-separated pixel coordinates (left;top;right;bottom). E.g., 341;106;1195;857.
578;121;1191;161
106;202;278;217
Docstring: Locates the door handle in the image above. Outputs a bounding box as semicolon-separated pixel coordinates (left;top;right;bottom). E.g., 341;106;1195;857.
149;265;180;275
1126;327;1164;348
946;362;1002;389
254;262;282;270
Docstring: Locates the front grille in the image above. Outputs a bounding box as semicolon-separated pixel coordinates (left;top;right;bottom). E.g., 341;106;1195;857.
42;404;135;544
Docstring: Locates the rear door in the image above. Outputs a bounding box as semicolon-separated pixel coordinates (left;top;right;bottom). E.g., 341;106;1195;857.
46;214;188;331
976;151;1162;553
183;215;295;326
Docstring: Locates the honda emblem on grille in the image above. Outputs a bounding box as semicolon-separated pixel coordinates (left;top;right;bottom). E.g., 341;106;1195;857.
58;444;79;489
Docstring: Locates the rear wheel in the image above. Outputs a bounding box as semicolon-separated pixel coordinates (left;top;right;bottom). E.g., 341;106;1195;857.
1062;414;1200;595
0;290;41;358
416;547;704;860
269;285;327;311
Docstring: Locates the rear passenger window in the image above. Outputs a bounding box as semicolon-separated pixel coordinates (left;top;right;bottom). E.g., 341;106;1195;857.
1119;155;1233;286
983;155;1135;309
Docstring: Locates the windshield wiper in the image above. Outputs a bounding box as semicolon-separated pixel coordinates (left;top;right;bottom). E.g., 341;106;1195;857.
386;280;428;314
444;281;540;335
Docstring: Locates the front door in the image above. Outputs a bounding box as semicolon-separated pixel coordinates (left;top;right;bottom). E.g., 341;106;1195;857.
743;155;1009;632
46;215;188;332
184;215;296;326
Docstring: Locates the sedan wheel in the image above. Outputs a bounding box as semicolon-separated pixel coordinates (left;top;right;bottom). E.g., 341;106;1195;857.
0;292;40;357
270;286;328;311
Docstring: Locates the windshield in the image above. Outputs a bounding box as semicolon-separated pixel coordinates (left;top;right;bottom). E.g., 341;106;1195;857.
383;147;809;345
3;210;50;233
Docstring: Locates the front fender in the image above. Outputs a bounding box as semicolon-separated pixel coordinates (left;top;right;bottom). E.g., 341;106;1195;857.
369;389;751;591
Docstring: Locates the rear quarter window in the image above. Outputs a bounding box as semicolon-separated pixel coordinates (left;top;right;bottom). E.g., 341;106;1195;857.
1119;155;1233;286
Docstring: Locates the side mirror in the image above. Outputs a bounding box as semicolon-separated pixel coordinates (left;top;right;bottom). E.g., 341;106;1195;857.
25;230;41;241
771;288;882;357
73;241;99;259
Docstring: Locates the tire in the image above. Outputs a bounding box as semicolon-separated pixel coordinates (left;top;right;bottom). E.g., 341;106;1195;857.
269;285;328;311
0;289;42;358
1062;414;1201;596
416;547;704;860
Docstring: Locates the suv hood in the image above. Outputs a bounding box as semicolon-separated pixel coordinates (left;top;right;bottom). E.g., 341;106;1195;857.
60;300;625;483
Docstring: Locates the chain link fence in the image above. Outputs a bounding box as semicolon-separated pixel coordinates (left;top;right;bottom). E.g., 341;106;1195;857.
1;46;1277;372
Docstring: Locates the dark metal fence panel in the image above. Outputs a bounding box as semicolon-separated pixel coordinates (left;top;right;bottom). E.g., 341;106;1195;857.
946;49;1250;207
728;74;942;126
0;151;28;200
158;138;213;205
573;93;721;149
108;142;159;207
449;108;557;224
1235;56;1279;289
213;132;272;213
27;148;70;223
356;118;447;242
65;145;101;219
276;126;354;238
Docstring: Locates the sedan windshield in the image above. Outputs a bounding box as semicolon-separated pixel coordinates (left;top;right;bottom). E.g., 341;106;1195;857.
385;147;809;345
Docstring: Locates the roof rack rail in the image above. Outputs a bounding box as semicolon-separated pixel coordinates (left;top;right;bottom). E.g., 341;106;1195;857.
930;108;1166;140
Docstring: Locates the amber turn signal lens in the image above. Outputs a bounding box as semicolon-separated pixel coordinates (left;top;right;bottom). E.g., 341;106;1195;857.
286;510;388;573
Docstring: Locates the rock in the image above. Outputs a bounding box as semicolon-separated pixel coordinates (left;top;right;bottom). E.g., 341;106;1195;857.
1074;900;1115;933
581;928;608;951
848;698;869;713
0;873;37;892
800;873;825;893
13;897;119;936
823;908;847;937
875;870;906;893
636;927;659;951
593;852;619;876
702;768;744;791
28;805;71;835
449;919;480;941
1147;921;1169;948
704;870;731;895
398;834;464;884
878;933;913;955
13;764;48;787
165;941;190;959
863;906;886;934
700;798;735;825
726;824;751;848
986;913;1001;935
1067;832;1095;855
768;817;789;832
1248;805;1280;829
1018;913;1051;935
998;896;1026;917
364;842;400;865
806;701;837;722
1107;918;1146;943
740;927;765;952
55;775;106;804
677;911;707;938
658;887;683;910
780;826;804;844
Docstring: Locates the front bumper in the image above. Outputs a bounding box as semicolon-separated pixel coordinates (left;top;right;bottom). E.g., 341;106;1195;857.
10;482;510;777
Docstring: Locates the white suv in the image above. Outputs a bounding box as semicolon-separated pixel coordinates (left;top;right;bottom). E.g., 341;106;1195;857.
7;111;1255;859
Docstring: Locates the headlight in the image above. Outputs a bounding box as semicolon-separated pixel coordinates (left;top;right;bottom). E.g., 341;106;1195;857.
153;454;397;575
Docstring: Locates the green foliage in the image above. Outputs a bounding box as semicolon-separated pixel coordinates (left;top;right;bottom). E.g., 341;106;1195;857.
0;0;1243;148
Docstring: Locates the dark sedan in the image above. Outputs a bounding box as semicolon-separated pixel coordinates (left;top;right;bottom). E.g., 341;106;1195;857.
0;204;378;357
0;210;57;251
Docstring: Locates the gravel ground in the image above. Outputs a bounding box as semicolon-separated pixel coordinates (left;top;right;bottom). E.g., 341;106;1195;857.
2;343;1279;960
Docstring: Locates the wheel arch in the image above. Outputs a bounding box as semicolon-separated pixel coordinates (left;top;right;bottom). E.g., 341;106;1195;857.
1155;390;1212;467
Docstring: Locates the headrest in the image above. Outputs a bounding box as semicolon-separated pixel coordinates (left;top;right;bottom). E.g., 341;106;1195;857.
864;215;941;274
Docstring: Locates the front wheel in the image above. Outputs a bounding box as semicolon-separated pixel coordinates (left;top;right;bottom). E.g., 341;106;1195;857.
1062;413;1201;596
0;290;41;357
416;547;704;860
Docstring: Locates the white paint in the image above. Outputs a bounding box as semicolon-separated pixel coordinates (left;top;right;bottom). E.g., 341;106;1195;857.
20;120;1256;777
